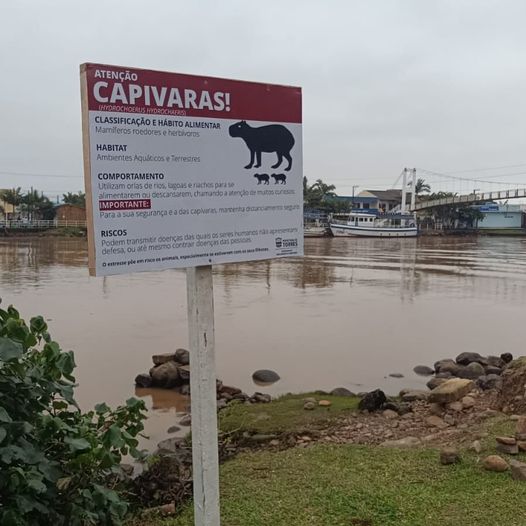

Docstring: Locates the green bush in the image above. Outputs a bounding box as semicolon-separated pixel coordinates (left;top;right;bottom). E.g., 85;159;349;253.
0;302;147;525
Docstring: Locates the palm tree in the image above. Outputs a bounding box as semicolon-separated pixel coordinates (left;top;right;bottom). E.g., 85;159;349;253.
414;178;431;195
21;190;53;221
0;187;23;207
303;178;337;208
63;192;86;207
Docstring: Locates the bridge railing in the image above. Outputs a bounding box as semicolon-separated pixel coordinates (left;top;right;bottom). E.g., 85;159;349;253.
413;188;526;211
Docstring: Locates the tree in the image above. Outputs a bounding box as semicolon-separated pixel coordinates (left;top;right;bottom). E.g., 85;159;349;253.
414;178;431;195
21;190;54;220
0;187;23;208
63;192;86;207
303;177;337;208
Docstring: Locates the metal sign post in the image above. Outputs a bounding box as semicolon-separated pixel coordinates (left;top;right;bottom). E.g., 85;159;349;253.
187;265;220;525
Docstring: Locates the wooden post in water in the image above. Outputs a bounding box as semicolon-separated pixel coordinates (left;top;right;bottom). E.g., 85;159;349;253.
186;265;220;526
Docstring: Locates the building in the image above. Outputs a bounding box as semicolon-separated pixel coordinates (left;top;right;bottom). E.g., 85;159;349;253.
0;192;16;219
54;204;86;222
329;189;408;213
475;204;524;230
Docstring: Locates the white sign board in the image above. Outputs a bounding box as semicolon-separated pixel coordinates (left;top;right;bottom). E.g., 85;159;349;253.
80;63;303;276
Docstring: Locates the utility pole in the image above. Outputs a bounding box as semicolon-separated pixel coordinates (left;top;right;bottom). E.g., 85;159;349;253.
401;168;407;214
410;168;417;211
352;185;359;210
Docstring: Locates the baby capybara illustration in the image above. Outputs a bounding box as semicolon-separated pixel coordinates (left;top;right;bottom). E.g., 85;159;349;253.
229;121;294;171
271;173;287;184
254;173;270;185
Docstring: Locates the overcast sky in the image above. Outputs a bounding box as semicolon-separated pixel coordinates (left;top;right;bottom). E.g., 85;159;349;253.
1;0;526;198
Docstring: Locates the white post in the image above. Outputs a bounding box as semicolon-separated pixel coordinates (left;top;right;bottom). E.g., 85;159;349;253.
401;168;407;214
186;265;220;526
410;168;416;212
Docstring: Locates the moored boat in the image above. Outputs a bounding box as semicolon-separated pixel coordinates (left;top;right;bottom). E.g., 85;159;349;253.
329;211;418;238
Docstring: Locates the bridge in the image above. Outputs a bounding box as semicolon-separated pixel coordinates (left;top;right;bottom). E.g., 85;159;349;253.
413;188;526;211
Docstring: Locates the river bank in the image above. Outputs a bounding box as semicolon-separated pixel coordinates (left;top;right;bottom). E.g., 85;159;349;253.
128;356;526;525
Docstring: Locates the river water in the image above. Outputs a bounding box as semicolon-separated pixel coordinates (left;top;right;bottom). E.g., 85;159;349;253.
1;235;525;447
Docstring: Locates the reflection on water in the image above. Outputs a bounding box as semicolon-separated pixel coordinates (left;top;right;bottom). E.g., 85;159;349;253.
1;235;525;445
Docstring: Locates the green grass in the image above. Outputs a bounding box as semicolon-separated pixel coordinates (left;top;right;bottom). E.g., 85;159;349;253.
141;443;526;526
218;392;359;436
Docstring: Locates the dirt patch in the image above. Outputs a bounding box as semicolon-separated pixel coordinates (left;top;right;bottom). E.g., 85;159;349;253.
493;358;526;414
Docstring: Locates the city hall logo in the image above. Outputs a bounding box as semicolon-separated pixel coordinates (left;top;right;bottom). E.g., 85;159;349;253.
275;237;298;250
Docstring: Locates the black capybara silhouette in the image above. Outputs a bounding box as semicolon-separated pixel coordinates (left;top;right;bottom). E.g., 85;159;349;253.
254;173;270;185
229;121;294;171
271;173;286;184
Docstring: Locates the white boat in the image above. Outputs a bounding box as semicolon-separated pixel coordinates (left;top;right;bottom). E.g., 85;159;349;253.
304;220;328;237
329;211;418;238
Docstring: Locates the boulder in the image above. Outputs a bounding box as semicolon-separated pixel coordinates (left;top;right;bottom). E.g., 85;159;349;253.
440;447;460;465
134;373;152;388
152;353;176;366
428;378;474;404
330;387;356;397
251;392;271;403
455;352;487;366
382;409;398;419
485;366;503;376
150;361;182;388
461;396;476;409
174;348;190;365
413;365;434;376
516;417;526;441
427;377;448;390
500;352;513;364
483;455;509;472
389;373;404;378
220;385;242;396
477;374;503;391
380;436;421;448
510;460;526;481
486;355;505;368
448;401;463;412
358;389;387;412
434;359;460;375
436;371;453;379
496;438;519;455
252;369;280;384
457;362;485;379
177;365;190;382
304;401;316;410
167;425;181;433
179;414;191;426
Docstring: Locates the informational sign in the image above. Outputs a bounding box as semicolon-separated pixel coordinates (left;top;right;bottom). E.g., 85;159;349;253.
80;63;303;276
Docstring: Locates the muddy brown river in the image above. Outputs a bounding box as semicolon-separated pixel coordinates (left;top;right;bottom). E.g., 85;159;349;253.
1;235;525;448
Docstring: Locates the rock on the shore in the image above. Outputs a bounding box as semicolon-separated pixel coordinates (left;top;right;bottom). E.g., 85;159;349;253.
434;359;460;375
440;447;460;465
510;460;526;481
477;374;502;391
252;369;280;384
455;352;486;366
330;387;356;397
150;361;182;388
461;396;476;409
175;348;190;365
152;353;177;366
135;373;152;388
483;455;509;472
304;401;316;410
427;377;448;390
501;352;513;364
318;400;332;407
428;378;474;404
426;415;448;429
413;365;434;376
358;389;386;412
457;362;485;379
516;417;526;440
389;373;404;378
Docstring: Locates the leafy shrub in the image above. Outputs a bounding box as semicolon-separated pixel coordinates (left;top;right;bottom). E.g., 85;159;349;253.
0;302;147;525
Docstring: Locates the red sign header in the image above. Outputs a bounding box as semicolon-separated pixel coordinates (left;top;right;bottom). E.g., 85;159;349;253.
82;63;302;124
